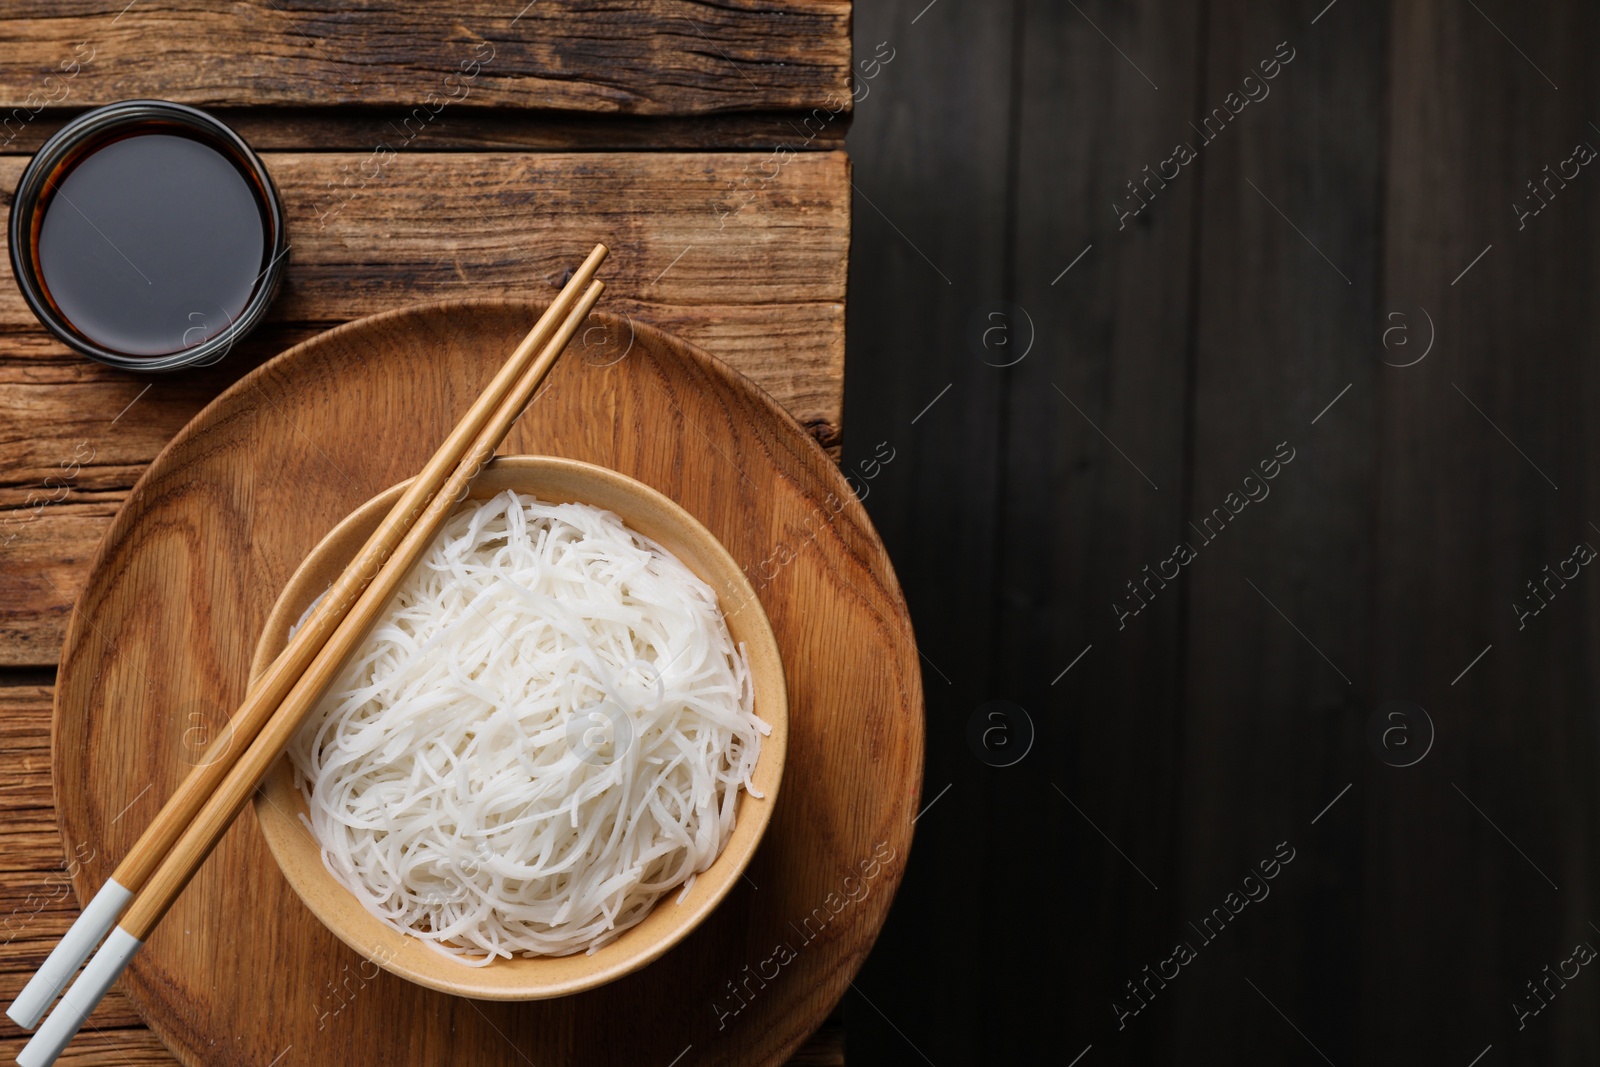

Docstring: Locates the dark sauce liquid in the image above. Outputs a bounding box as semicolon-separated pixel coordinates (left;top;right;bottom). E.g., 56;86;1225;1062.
35;129;267;357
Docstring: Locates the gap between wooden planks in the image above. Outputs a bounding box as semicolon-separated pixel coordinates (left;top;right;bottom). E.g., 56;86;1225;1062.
0;150;848;667
0;108;850;155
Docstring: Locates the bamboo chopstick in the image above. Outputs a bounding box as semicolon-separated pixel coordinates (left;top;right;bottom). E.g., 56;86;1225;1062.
10;252;605;1061
7;244;607;1035
19;280;607;1067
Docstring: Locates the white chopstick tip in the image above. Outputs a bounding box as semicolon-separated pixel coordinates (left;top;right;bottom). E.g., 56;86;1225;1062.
7;879;134;1030
18;927;143;1067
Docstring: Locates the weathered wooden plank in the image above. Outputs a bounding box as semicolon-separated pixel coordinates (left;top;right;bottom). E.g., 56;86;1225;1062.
0;842;86;888
0;1027;175;1066
0;305;846;484
0;502;118;668
0;151;847;344
0;2;851;116
0;149;845;313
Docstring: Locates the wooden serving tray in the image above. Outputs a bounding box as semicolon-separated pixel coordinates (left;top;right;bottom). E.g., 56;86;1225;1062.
50;301;922;1067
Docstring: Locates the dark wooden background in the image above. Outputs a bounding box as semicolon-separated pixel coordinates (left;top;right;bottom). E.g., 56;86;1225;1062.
4;0;1600;1063
843;0;1600;1064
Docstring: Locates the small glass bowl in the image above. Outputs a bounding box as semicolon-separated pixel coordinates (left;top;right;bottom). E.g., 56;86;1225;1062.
8;100;288;372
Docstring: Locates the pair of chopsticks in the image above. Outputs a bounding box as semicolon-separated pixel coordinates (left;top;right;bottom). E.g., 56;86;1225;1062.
10;245;610;1067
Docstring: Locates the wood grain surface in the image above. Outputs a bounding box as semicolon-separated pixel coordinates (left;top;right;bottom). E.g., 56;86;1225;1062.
0;150;848;667
843;0;1600;1064
0;1;859;1062
0;2;851;115
47;302;919;1067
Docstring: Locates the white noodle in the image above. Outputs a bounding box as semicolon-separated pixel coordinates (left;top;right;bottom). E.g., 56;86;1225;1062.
286;490;767;962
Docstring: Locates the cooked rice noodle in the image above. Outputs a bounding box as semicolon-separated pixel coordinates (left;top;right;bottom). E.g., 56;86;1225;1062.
286;490;766;962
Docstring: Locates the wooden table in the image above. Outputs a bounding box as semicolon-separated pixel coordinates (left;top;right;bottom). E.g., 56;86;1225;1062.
841;1;1600;1063
0;4;851;1063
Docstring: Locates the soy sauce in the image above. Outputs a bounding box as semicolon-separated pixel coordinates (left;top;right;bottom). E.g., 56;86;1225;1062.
34;127;268;357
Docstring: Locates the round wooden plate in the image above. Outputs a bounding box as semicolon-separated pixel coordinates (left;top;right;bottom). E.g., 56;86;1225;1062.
52;301;924;1067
